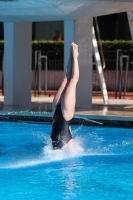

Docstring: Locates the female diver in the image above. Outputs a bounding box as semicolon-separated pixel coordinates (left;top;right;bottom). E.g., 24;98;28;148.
51;42;79;150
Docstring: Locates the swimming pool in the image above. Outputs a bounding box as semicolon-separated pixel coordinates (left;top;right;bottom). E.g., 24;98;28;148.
0;121;133;200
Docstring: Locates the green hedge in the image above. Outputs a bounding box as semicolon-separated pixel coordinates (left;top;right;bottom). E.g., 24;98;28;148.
1;39;133;63
1;39;133;50
101;40;133;61
32;40;64;60
32;40;64;51
0;40;64;60
101;40;133;51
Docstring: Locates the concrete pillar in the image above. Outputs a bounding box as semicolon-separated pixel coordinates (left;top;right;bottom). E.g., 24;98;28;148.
75;18;93;110
64;20;74;69
4;22;32;109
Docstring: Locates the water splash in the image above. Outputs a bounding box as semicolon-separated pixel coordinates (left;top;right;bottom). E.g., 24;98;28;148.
1;139;84;169
74;116;103;126
1;122;133;169
42;138;84;163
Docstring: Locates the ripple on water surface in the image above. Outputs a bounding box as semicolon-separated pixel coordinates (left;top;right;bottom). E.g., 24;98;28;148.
0;121;133;200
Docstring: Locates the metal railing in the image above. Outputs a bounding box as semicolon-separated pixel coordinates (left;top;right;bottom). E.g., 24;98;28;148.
115;50;130;99
34;51;48;96
0;50;133;98
93;17;106;69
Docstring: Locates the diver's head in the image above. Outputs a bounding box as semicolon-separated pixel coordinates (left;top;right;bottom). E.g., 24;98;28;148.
52;140;64;150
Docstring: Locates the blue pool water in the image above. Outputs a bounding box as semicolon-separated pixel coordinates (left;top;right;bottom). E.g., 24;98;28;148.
0;121;133;200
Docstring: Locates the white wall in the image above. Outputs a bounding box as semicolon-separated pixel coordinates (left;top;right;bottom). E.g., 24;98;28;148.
75;18;93;110
4;22;32;108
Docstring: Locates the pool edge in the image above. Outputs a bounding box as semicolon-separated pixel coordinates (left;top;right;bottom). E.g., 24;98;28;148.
0;111;133;127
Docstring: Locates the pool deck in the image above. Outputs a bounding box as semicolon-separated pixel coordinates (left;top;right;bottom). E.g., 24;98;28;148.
0;95;133;127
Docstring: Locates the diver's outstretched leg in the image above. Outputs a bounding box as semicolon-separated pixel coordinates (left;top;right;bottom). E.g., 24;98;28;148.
51;42;79;150
52;49;73;115
61;42;79;149
61;42;79;121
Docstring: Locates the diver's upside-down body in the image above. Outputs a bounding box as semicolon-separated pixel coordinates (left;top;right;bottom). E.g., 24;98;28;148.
51;103;72;149
51;42;79;150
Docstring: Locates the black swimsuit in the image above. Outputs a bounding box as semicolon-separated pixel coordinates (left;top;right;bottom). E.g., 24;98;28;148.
51;103;72;149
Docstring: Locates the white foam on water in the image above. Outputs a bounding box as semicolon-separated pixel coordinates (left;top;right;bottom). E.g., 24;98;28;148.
42;138;85;163
2;159;46;169
1;134;122;169
2;124;132;169
0;137;86;169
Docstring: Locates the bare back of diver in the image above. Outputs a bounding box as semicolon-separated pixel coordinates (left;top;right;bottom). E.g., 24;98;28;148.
51;42;79;150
